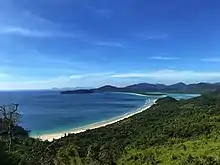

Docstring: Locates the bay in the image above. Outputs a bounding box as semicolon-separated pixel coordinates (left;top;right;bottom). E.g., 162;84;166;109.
0;90;199;136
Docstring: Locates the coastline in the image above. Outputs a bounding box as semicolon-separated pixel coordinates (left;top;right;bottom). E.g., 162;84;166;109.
32;98;157;142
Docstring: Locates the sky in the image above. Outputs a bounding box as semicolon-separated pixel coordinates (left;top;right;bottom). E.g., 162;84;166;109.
0;0;220;90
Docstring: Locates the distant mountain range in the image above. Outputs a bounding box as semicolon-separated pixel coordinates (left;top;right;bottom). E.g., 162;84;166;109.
60;82;220;94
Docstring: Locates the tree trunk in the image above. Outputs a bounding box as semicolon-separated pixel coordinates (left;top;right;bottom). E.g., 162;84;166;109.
8;112;12;152
8;130;12;152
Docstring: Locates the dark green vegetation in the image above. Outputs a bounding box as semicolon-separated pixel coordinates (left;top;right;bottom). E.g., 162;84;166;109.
60;89;94;94
2;92;220;164
61;82;220;94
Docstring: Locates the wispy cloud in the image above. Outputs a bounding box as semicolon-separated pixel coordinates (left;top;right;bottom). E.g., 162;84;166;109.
70;72;115;79
201;58;220;62
23;11;56;26
0;72;115;90
110;69;220;83
93;9;112;17
0;27;52;37
0;27;79;38
86;6;113;17
137;33;169;40
144;35;169;40
95;41;124;48
0;73;9;78
0;76;72;90
37;55;84;66
1;49;102;75
1;69;220;90
149;56;178;60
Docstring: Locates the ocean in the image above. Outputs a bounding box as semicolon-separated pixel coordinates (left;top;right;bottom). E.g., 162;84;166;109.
0;91;199;136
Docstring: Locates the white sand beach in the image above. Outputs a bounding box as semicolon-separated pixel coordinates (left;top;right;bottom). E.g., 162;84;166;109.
32;99;157;141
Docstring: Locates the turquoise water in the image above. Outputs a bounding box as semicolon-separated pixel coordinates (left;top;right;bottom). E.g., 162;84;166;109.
0;91;199;136
145;92;200;100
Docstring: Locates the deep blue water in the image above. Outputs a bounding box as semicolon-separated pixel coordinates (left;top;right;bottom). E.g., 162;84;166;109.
0;91;199;136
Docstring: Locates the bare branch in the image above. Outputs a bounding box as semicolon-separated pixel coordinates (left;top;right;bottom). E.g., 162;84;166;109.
0;104;21;151
11;104;19;114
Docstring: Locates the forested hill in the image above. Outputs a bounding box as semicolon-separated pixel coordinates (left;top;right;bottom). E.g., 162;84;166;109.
61;82;220;94
2;92;220;164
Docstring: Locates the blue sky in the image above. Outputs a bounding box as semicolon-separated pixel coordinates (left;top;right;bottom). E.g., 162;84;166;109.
0;0;220;89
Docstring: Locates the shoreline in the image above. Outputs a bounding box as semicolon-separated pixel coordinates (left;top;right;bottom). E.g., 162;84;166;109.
32;98;157;141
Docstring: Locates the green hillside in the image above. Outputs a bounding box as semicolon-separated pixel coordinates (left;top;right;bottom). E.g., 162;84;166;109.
1;92;220;164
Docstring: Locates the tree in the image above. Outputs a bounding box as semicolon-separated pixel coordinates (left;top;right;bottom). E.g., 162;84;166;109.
0;104;21;151
0;142;11;165
54;145;83;165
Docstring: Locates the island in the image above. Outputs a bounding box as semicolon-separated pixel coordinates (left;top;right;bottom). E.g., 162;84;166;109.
60;89;95;94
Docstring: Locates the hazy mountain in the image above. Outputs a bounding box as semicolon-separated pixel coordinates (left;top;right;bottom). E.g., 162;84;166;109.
95;85;120;91
61;82;220;94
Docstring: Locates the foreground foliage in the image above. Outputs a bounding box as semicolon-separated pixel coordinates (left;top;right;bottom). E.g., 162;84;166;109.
2;92;220;164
